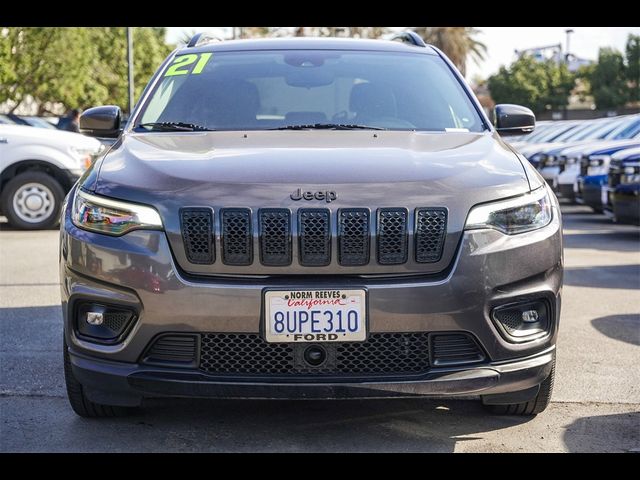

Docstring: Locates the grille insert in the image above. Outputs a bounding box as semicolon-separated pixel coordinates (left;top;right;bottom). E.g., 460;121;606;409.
103;312;130;333
143;334;198;366
299;209;331;266
338;209;370;266
199;333;430;376
259;209;292;266
181;208;214;264
377;208;408;264
415;208;447;263
221;209;252;265
431;333;485;366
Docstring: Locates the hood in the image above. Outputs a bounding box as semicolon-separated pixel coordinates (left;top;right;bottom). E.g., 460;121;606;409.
611;146;640;161
545;139;605;157
0;124;100;149
585;139;640;156
88;130;530;275
518;142;567;158
94;130;528;195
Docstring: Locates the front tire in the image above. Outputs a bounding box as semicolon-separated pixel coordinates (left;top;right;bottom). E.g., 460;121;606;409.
1;171;65;229
63;339;132;418
484;358;555;416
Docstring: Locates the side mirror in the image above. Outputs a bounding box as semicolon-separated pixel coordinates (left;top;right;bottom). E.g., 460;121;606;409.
494;104;535;136
80;106;122;138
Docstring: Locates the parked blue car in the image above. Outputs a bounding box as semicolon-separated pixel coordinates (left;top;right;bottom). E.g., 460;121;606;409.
576;140;640;212
608;147;640;224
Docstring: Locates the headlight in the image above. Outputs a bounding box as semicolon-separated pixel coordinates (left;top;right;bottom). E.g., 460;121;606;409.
465;186;553;235
70;146;103;171
72;189;163;236
566;157;578;165
589;154;610;167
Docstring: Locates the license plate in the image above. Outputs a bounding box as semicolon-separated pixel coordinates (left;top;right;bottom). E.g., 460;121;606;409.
264;289;366;343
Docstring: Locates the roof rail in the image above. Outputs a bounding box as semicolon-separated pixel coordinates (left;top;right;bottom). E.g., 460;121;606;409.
187;32;222;48
390;30;427;48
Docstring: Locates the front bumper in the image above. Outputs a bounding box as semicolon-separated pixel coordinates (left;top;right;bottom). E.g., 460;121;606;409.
582;175;608;210
69;345;555;404
60;189;563;402
613;184;640;224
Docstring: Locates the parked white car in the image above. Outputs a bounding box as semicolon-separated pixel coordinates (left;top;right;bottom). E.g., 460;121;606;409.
0;124;103;229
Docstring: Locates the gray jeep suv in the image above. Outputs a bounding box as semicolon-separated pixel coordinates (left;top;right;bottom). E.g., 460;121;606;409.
60;33;562;417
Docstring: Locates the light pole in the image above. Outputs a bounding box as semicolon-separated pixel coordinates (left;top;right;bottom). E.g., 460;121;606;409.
565;29;574;63
127;27;134;115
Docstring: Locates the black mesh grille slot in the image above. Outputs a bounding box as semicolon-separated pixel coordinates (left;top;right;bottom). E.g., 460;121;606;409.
181;208;214;264
377;208;408;265
199;333;430;376
259;209;291;266
335;333;429;374
299;209;331;266
431;333;485;366
103;311;131;333
143;334;198;366
338;209;370;266
221;209;252;265
201;334;295;375
415;208;447;263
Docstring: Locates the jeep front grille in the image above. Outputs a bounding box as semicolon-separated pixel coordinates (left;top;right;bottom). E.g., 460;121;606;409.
377;208;408;265
415;208;447;263
338;208;370;266
299;208;331;266
221;208;252;265
180;206;447;268
259;209;292;266
181;208;214;264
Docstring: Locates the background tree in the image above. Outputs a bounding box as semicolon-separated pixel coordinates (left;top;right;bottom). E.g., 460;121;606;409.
412;27;486;76
584;47;628;110
625;34;640;103
0;28;94;114
0;27;171;114
0;28;17;103
488;55;575;114
291;27;389;39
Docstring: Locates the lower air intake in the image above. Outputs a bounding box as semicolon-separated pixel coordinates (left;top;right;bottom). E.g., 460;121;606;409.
430;333;485;366
199;332;430;376
142;334;198;367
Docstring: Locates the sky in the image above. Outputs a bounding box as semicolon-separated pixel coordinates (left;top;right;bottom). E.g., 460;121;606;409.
166;27;640;80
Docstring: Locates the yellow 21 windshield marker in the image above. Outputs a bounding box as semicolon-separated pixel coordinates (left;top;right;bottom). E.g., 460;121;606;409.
164;53;213;77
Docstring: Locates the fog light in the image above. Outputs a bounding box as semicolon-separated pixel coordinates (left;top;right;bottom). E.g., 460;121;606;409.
75;302;136;343
86;312;104;325
492;300;550;342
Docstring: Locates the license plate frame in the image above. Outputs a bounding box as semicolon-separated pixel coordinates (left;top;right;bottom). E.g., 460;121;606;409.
263;288;368;343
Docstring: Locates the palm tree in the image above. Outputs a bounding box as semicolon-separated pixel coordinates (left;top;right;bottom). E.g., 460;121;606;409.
412;27;486;77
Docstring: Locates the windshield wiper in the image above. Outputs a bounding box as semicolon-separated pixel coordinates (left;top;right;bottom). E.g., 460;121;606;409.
273;123;386;131
136;122;213;132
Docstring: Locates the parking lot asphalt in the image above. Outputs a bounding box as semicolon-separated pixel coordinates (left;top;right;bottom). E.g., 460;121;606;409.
1;202;638;453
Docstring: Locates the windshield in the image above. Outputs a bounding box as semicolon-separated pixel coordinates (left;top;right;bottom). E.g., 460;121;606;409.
572;118;623;140
135;49;486;132
606;116;640;140
533;123;581;143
